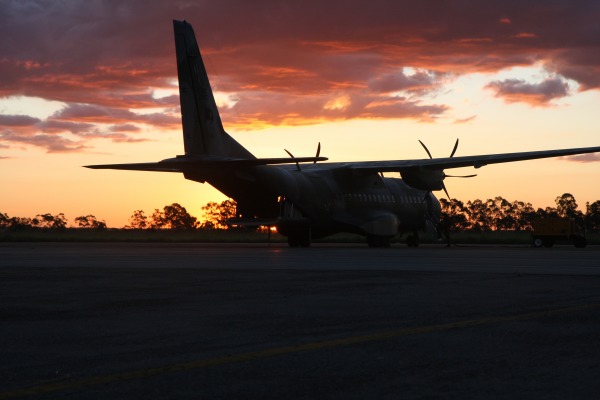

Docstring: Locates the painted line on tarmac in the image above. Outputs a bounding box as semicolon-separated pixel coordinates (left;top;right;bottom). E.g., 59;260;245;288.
2;303;599;399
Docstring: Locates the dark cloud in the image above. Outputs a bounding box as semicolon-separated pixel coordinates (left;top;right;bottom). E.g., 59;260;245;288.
38;120;96;134
368;70;447;94
0;114;41;126
485;77;570;106
1;0;599;151
50;103;180;128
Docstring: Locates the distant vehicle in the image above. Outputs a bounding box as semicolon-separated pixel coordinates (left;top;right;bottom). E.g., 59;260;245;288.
87;20;600;247
531;217;587;248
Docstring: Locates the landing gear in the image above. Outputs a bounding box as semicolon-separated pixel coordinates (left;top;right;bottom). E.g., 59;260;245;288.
367;235;391;248
532;237;555;248
533;235;587;248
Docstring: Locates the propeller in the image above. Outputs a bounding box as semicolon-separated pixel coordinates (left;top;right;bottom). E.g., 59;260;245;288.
284;148;301;171
285;142;322;171
418;138;477;199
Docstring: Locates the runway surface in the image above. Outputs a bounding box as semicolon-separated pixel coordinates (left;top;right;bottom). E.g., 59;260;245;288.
1;243;599;399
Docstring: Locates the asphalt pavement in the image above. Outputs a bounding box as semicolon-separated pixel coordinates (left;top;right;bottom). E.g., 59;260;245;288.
1;243;599;399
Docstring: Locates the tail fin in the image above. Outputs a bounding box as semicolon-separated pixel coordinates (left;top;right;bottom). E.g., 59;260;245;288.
173;20;254;159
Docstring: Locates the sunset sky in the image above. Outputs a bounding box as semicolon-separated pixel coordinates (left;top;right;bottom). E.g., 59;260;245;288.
1;0;600;227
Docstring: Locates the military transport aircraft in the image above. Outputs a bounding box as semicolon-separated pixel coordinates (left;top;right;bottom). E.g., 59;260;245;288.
87;20;600;247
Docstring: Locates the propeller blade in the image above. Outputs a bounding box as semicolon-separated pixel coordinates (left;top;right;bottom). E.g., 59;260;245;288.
442;184;451;200
445;174;477;178
449;138;459;158
284;149;301;171
314;142;321;164
418;140;433;159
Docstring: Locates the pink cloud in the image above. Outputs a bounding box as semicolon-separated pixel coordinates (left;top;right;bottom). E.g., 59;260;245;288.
560;154;600;163
453;115;477;124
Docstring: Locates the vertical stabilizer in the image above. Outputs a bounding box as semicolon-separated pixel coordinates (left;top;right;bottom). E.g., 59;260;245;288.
173;20;254;159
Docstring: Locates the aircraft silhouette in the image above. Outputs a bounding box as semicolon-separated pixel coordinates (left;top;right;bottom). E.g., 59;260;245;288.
87;20;600;247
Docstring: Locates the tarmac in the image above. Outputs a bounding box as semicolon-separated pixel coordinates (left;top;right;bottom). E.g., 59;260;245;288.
1;242;599;399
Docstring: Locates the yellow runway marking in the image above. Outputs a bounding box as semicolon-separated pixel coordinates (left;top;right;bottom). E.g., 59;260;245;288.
2;303;599;399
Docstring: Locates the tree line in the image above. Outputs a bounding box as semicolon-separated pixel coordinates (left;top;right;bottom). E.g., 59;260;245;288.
2;193;600;232
0;201;236;231
440;193;600;231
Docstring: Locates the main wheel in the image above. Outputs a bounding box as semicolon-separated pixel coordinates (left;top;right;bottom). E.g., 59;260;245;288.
542;238;554;248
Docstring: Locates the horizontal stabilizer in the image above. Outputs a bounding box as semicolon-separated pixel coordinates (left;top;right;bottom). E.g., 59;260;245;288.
84;156;328;172
84;163;183;172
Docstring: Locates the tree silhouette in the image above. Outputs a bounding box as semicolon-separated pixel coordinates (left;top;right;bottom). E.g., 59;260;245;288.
439;195;585;232
74;215;107;229
32;213;67;229
555;193;583;219
439;199;469;231
201;200;237;229
150;203;197;230
585;201;600;231
0;212;9;228
0;213;33;230
466;199;492;231
125;210;148;229
511;200;536;230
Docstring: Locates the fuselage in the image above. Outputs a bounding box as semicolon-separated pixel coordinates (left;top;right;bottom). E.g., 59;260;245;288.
185;163;441;242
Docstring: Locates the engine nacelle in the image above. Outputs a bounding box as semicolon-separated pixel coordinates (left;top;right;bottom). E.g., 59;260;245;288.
400;168;445;191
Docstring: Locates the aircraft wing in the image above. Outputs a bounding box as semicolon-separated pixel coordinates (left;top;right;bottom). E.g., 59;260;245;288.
344;145;600;173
